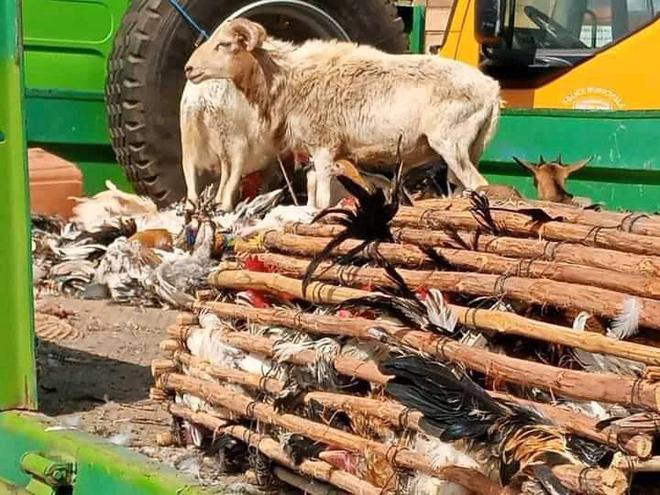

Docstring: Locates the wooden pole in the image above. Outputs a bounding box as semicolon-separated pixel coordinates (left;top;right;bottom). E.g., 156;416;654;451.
274;232;660;300
251;249;660;326
414;197;660;238
285;223;660;279
169;402;382;495
175;352;285;394
160;373;505;495
194;294;660;366
169;325;391;386
208;264;660;365
166;328;651;458
612;455;660;473
392;207;660;257
203;272;660;411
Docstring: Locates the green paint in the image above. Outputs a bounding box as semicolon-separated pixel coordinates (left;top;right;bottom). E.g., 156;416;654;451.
408;5;426;54
25;89;109;145
21;0;131;195
481;109;660;211
0;477;31;495
0;0;38;411
0;412;220;495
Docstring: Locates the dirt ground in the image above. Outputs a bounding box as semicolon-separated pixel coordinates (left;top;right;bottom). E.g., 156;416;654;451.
35;295;241;488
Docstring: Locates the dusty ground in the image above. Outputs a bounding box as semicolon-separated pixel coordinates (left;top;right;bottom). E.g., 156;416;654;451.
35;295;241;488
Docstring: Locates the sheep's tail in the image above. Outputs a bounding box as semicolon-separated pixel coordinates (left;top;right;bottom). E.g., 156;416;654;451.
469;91;501;166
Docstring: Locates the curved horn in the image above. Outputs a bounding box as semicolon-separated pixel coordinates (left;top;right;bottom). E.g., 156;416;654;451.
513;156;537;175
228;18;267;51
539;155;546;164
555;154;563;164
564;156;593;175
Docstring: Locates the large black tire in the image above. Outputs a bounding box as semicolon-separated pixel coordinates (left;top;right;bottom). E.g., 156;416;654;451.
105;0;409;206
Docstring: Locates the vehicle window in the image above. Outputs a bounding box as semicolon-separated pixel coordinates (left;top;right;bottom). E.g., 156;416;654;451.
509;0;658;50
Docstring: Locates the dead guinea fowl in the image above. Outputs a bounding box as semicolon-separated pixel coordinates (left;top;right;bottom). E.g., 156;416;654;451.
380;355;612;492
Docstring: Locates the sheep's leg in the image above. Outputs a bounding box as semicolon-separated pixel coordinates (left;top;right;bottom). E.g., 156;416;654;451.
310;149;335;209
219;156;245;212
214;157;231;208
306;168;317;208
181;114;215;210
427;135;487;192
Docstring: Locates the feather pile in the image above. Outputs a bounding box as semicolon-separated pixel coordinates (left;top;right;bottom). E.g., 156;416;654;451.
150;165;660;495
31;182;310;308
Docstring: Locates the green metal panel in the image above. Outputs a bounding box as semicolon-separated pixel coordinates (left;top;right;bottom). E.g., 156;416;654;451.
0;0;38;410
21;0;129;194
482;109;660;212
408;5;426;54
0;412;219;494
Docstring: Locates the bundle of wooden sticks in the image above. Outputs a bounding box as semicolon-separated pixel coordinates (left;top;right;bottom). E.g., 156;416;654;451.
153;193;660;495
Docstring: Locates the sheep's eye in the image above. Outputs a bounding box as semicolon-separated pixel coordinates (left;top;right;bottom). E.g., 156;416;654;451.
215;41;231;50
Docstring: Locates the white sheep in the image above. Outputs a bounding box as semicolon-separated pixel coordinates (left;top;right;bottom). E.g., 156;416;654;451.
184;18;501;209
180;78;278;211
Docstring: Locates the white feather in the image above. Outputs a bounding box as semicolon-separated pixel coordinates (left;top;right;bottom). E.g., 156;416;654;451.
186;327;244;369
572;312;643;376
607;297;641;340
424;289;457;334
409;434;484;495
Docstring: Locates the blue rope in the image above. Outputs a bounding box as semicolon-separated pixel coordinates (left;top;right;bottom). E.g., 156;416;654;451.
166;0;209;40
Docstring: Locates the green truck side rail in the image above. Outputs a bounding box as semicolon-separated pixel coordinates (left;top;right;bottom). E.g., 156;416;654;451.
21;0;660;210
0;0;38;412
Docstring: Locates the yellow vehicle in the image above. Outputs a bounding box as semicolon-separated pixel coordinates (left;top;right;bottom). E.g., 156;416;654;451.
438;0;660;209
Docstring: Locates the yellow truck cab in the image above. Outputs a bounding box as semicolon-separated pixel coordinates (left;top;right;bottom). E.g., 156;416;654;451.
437;0;660;209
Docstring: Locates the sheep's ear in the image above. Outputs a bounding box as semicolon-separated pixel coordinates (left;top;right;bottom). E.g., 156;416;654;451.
564;156;593;176
229;18;267;51
513;156;537;175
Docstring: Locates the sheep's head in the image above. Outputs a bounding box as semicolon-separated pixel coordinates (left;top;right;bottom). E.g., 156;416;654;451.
514;155;591;204
185;18;267;83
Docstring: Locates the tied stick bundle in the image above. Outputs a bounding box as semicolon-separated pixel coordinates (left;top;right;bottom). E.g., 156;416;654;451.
153;183;660;495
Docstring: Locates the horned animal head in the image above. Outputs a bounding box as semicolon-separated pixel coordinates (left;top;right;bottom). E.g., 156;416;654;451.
185;18;267;83
513;155;592;204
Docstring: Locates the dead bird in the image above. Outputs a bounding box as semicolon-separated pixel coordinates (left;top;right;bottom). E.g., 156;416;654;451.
339;261;461;338
380;355;612;491
301;160;407;295
280;434;326;466
128;229;173;251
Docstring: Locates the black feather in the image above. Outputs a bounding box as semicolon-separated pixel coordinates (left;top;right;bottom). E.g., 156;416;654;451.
340;294;429;330
282;434;326;465
469;190;502;234
31;214;63;235
302;161;405;295
468;190;564;232
420;246;453;270
380;355;578;490
339;256;457;336
211;434;250;474
301;229;356;292
566;435;614;468
442;225;472;251
380;356;512;442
